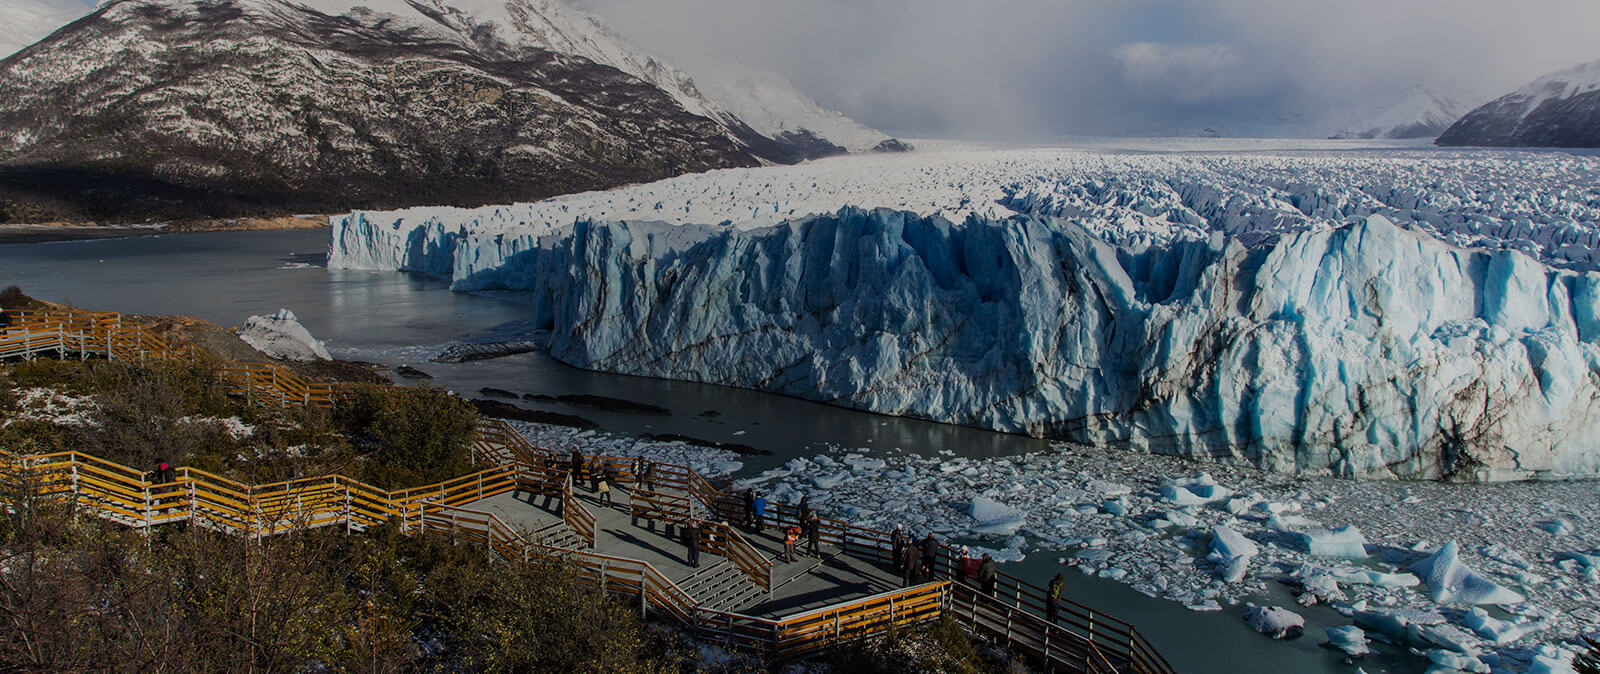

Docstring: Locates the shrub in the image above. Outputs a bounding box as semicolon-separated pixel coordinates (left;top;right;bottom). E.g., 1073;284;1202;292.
0;516;668;672
334;384;477;489
825;616;1000;674
0;285;23;310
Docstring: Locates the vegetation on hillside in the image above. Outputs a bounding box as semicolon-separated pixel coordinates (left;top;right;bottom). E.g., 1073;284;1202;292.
0;358;476;489
0;503;669;672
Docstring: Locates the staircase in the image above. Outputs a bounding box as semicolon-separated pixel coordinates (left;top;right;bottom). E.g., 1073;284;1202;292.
679;560;767;613
531;518;585;550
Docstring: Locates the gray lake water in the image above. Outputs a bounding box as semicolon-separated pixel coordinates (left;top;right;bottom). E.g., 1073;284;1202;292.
0;229;1425;673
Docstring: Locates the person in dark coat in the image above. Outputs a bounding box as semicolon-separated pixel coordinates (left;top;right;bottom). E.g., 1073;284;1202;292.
919;532;940;576
978;553;998;597
742;489;755;529
890;524;907;571
569;448;584;484
804;507;821;557
633;457;653;492
902;544;921;587
685;519;702;567
1046;573;1065;623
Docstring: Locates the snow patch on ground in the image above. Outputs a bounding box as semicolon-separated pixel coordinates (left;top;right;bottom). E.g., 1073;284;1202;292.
4;387;99;428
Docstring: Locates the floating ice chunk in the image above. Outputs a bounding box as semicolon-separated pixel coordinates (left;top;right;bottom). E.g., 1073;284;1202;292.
1332;569;1419;588
1425;649;1489;673
1086;480;1131;497
1159;485;1210;506
1409;541;1526;605
1291;525;1369;560
1525;646;1578;674
967;544;1025;562
1409;622;1481;654
1209;525;1259;583
812;472;851;489
1462;607;1543;646
968;496;1026;536
1325;625;1371;657
1253;501;1301;516
1243;604;1305;640
1353;608;1444;641
845;456;886;472
1477;544;1532;570
237;309;331;361
1101;498;1128;516
769;482;801;505
1149;510;1197;529
1296;574;1346;605
1159;473;1232;505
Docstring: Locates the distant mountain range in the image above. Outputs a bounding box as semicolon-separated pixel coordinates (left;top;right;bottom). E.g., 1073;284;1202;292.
1438;58;1600;148
0;0;906;222
1326;86;1479;140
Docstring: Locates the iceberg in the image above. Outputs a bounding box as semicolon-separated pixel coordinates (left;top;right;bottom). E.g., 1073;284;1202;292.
1325;625;1371;657
329;148;1600;481
1243;604;1305;640
1410;541;1527;605
236;309;331;362
1209;525;1259;583
1291;525;1370;560
968;496;1027;536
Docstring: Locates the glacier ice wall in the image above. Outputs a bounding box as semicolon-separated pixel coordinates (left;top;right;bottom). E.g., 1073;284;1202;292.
332;205;1600;480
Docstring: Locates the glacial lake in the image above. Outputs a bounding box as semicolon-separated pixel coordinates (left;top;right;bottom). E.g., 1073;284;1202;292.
0;228;1426;673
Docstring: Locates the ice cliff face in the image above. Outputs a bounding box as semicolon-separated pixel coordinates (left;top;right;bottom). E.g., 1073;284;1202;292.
331;148;1600;481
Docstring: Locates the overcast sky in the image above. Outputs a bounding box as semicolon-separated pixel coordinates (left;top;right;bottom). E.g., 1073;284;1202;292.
583;0;1600;138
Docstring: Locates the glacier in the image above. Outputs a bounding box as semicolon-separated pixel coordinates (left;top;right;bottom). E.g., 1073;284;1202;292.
330;147;1600;481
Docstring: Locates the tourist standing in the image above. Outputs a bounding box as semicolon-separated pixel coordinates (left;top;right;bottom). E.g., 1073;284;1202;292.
685;519;702;567
903;544;921;587
1046;573;1065;623
978;553;998;597
960;546;980;582
597;467;614;506
804;507;821;557
920;532;940;577
783;524;800;563
569;448;584;485
752;492;768;532
891;524;908;571
742;489;755;529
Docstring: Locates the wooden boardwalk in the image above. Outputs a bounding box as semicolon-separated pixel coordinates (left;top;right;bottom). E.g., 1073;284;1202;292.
0;306;1177;674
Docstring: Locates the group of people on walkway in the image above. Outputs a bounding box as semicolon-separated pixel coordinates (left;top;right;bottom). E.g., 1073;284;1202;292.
561;448;663;505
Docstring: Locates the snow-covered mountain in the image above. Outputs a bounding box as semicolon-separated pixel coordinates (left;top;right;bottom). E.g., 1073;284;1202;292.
0;0;901;163
0;0;87;58
689;65;908;155
0;0;761;222
1326;86;1477;140
1437;59;1600;147
329;146;1600;481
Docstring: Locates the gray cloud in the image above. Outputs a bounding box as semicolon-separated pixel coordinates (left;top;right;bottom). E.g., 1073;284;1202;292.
582;0;1600;138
